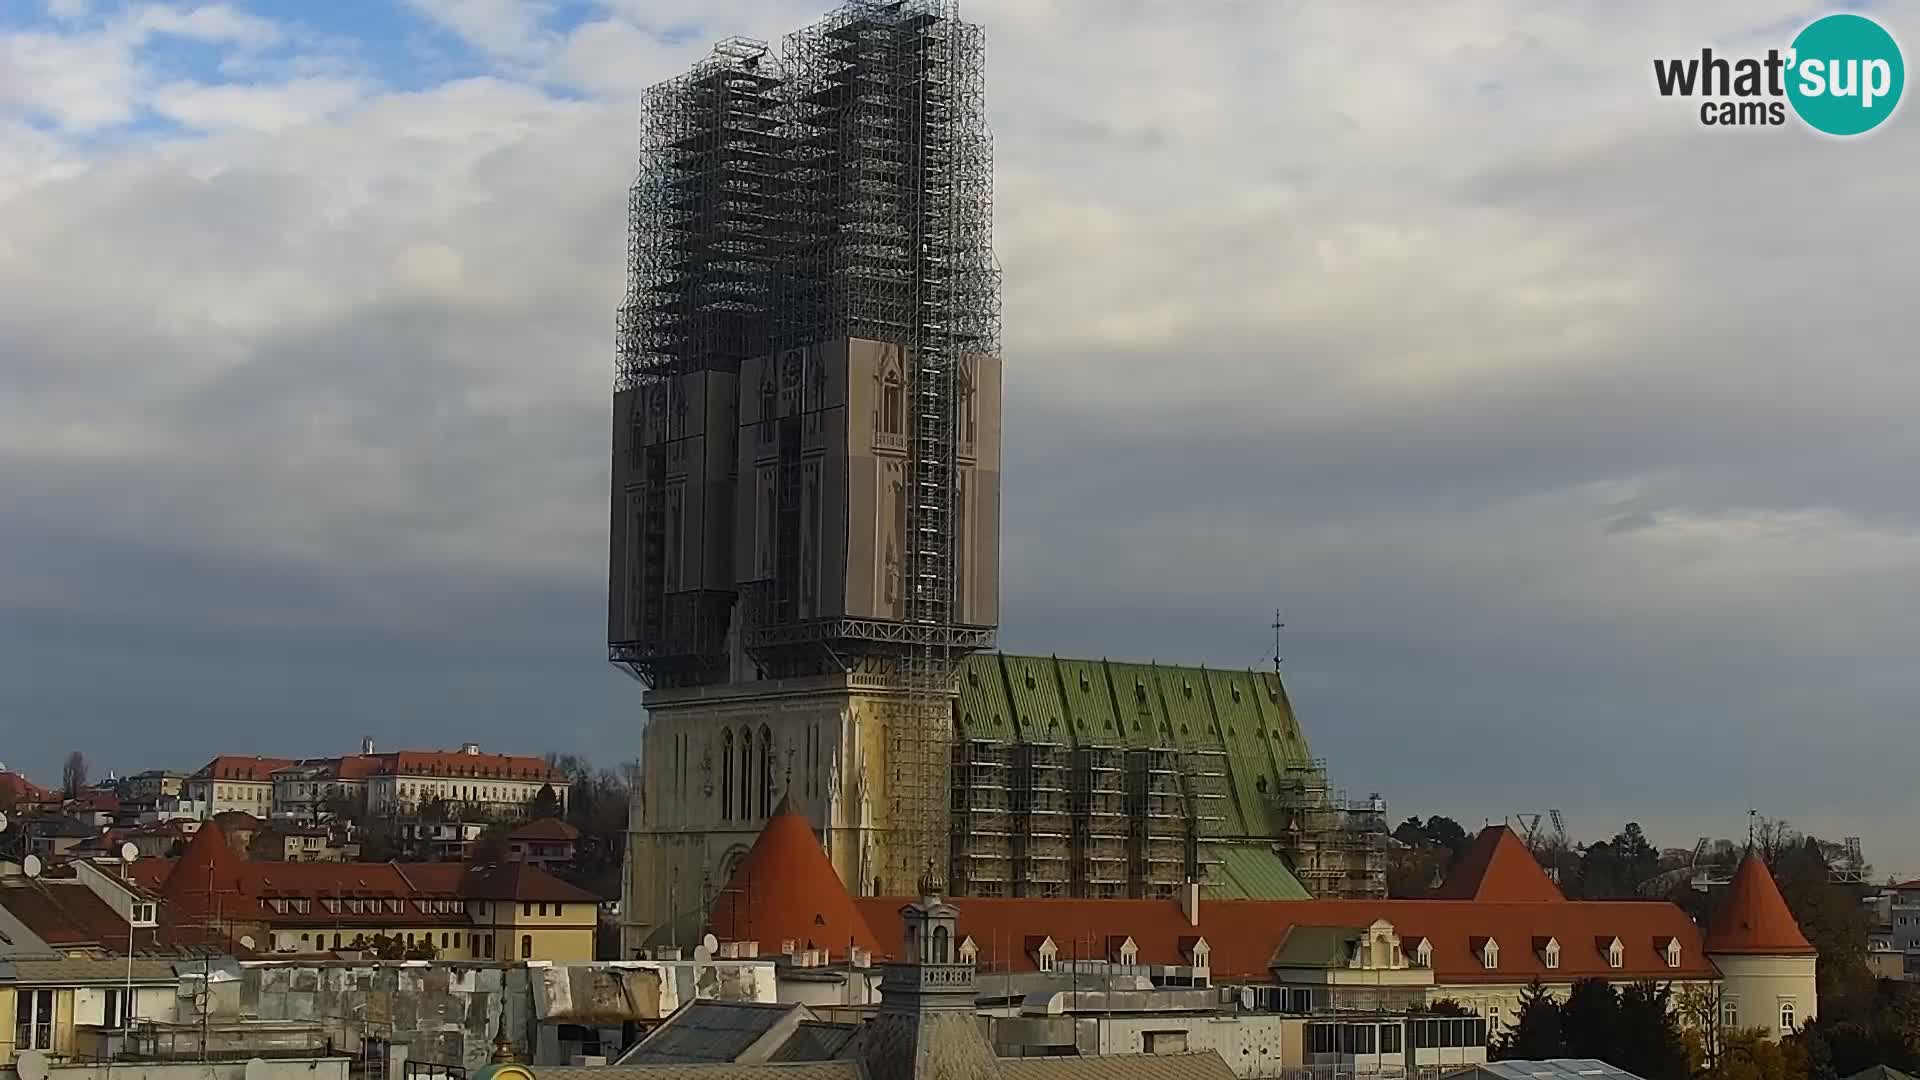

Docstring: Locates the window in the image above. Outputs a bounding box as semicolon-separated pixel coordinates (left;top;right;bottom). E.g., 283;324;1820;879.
333;933;342;949
1380;1024;1402;1054
103;988;126;1030
1413;940;1433;968
454;933;463;949
1143;1031;1189;1055
1722;998;1740;1028
553;904;564;918
521;935;533;960
1037;945;1056;973
721;729;734;821
523;902;533;917
132;902;157;926
1780;1001;1796;1033
1666;941;1682;969
442;933;450;948
1608;941;1625;968
1543;941;1560;969
17;988;54;1050
539;903;548;917
1482;940;1499;969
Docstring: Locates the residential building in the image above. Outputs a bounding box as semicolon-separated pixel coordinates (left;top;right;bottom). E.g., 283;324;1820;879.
399;820;488;861
508;819;579;871
247;824;356;863
185;757;293;818
121;771;189;803
128;822;599;962
0;767;59;814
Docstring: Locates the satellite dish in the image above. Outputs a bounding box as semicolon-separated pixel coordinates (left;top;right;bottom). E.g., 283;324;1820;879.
244;1058;270;1080
22;854;42;879
120;842;141;864
239;935;257;951
0;810;10;833
702;932;719;955
692;944;712;963
17;1050;49;1080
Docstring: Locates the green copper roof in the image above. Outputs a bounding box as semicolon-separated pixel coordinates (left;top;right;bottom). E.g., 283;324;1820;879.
954;653;1316;850
1206;844;1313;901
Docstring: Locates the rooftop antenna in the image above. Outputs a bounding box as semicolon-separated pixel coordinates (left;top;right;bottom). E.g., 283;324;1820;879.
1271;609;1285;675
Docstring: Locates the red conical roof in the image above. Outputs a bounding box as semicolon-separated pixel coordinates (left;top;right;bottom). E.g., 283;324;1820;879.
1706;852;1816;955
708;798;879;956
1433;825;1565;902
163;820;247;918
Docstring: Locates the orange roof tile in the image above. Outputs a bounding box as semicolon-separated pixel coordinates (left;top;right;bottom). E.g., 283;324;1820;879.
851;895;1714;983
1706;851;1816;956
1432;825;1565;902
708;798;880;956
509;818;580;842
194;756;297;782
163;820;248;918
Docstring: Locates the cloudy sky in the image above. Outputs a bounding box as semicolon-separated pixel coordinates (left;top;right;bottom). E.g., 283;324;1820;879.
2;0;1915;864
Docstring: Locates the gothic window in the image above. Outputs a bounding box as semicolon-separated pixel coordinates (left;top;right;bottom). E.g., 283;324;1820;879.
759;725;774;818
881;372;903;436
739;727;754;820
933;925;950;963
721;730;733;821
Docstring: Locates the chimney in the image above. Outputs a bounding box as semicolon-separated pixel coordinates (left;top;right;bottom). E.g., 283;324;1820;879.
461;743;481;756
1180;879;1200;927
361;737;376;755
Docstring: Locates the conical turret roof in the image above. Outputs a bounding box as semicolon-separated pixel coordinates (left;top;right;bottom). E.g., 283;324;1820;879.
1706;851;1816;955
708;796;880;955
1433;825;1566;901
162;820;247;917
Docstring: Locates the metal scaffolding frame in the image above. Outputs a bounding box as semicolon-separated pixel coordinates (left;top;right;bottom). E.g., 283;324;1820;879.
1070;745;1129;899
1271;758;1390;899
1009;741;1070;897
1126;748;1185;898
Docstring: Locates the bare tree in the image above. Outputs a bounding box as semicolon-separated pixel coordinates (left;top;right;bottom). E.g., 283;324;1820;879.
62;751;88;799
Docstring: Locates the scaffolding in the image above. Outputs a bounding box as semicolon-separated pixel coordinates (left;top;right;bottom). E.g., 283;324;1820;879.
1179;748;1230;885
1271;759;1390;899
1125;748;1185;898
779;0;998;893
614;0;1000;891
1071;746;1129;899
949;739;1011;895
1009;742;1070;897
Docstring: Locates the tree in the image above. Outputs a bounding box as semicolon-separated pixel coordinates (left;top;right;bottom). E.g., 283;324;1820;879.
1562;979;1621;1060
63;751;88;799
1613;980;1689;1080
1769;836;1871;1010
1676;980;1731;1074
528;782;562;820
1714;1027;1809;1080
418;795;452;824
1496;980;1565;1060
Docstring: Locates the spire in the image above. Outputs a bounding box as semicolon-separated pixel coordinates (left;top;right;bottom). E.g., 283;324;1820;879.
1706;851;1816;956
708;800;879;954
1433;825;1565;902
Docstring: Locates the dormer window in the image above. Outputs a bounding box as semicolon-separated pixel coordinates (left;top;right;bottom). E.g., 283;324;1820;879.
1412;939;1433;968
958;936;978;964
1477;938;1499;970
131;902;157;927
1079;671;1091;692
1608;940;1625;969
1532;937;1559;969
1034;938;1058;973
1667;941;1682;969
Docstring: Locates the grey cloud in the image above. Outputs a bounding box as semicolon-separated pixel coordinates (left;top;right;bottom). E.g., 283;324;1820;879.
3;1;1918;864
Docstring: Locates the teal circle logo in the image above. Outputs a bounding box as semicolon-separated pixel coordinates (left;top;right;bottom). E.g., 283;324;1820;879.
1787;14;1904;136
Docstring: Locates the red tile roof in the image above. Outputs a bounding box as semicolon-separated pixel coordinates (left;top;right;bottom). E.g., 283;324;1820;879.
510;818;581;843
458;862;601;904
707;798;881;956
849;895;1716;983
1706;852;1816;956
193;756;296;782
131;821;597;928
1432;826;1565;902
0;770;57;807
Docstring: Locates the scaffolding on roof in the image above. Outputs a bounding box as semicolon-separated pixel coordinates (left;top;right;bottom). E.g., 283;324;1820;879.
1271;759;1390;899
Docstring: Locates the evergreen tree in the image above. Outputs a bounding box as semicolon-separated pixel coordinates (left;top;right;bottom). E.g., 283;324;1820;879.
528;782;562;820
1561;978;1621;1060
1614;981;1689;1080
1496;980;1565;1060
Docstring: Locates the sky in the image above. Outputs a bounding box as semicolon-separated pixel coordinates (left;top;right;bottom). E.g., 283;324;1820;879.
1;1;1916;866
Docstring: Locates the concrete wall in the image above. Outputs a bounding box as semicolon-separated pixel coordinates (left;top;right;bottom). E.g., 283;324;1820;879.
39;1057;350;1080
